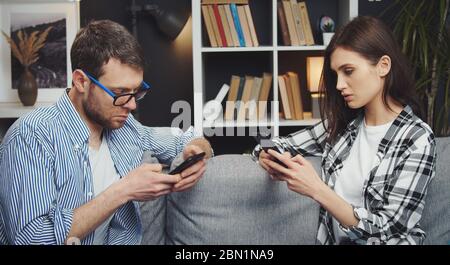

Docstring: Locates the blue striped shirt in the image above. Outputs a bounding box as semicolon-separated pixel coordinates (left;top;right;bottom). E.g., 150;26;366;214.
0;92;198;245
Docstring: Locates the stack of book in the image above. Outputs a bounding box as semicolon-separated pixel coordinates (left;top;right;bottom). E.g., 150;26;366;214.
277;72;305;120
277;0;315;46
202;0;259;47
221;73;273;122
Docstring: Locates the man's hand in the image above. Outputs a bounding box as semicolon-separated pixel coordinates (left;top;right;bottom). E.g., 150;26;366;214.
120;163;181;201
172;144;207;192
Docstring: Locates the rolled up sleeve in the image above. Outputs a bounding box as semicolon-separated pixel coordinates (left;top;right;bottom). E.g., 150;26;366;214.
0;133;73;245
141;126;200;165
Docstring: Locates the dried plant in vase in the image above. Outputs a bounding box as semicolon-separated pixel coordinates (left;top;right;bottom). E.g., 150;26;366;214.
1;26;53;106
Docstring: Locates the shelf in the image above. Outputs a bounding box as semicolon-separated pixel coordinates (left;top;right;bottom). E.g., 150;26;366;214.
201;46;275;53
201;45;326;52
203;119;273;128
277;45;326;51
278;119;320;127
0;102;54;118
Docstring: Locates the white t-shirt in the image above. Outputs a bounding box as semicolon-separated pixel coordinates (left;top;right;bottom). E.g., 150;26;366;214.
88;136;121;245
332;119;393;244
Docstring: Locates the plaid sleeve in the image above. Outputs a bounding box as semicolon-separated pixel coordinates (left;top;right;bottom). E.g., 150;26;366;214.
341;134;436;245
252;121;328;160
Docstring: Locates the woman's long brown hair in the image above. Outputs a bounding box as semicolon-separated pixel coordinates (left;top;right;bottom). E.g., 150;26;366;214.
319;16;421;144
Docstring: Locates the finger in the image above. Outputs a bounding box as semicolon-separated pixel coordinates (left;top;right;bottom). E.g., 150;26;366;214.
183;145;202;159
292;154;309;166
153;189;172;198
265;158;292;177
175;170;204;192
269;173;284;181
267;150;297;169
259;158;271;172
173;180;197;192
175;167;205;189
180;160;205;178
153;173;182;184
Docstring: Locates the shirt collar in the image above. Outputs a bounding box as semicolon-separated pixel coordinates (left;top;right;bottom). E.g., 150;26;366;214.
55;89;90;146
345;105;415;154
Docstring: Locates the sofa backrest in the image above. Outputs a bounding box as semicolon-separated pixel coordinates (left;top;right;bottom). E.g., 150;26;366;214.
164;154;321;245
421;137;450;245
140;137;450;245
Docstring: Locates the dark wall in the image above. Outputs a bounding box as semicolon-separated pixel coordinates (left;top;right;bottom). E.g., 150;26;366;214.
80;0;193;127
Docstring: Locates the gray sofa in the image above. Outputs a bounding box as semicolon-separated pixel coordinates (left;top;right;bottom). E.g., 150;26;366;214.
140;137;450;245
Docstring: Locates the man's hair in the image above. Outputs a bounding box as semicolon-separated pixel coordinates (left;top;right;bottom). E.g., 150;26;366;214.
70;19;145;78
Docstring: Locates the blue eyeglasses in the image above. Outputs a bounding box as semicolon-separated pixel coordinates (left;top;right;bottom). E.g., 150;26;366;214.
84;71;150;106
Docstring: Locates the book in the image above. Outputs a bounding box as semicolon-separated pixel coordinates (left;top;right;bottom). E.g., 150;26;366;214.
212;4;228;47
237;5;253;47
243;4;259;47
282;0;299;46
218;5;234;47
247;76;262;120
277;1;291;46
257;72;273;120
287;71;304;119
202;0;249;4
224;75;242;120
311;93;321;119
202;5;218;47
278;75;292;120
207;5;223;47
298;1;315;45
283;74;295;119
290;0;306;45
237;75;254;121
230;3;246;47
224;4;240;47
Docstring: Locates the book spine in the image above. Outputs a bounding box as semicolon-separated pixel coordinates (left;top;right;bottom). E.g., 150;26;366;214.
202;5;218;47
230;3;246;47
244;5;259;47
212;4;228;47
277;2;291;46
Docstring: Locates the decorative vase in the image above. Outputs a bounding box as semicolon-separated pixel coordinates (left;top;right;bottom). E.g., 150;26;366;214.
17;67;38;106
322;32;335;47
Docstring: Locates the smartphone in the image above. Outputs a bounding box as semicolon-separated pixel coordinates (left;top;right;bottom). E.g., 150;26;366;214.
260;139;288;168
169;152;206;175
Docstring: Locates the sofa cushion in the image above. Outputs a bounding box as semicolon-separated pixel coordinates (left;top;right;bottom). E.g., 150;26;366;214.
422;137;450;245
165;154;321;245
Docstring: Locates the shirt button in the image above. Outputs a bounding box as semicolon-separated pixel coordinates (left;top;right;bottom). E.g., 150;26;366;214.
87;192;93;197
367;237;380;245
74;144;80;150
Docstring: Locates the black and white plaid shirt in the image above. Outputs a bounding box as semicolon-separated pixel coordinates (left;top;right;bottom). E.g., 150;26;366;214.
253;105;436;244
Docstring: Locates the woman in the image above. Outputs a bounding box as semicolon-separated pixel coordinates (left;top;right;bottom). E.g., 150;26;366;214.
254;16;436;245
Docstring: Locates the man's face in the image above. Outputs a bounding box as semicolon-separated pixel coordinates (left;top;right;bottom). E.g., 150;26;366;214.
83;58;144;129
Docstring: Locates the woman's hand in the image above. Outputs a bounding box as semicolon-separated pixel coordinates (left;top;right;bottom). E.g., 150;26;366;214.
258;150;284;181
264;149;326;198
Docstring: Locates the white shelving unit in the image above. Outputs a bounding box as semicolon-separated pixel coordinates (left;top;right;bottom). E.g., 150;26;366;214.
0;102;54;118
192;0;358;137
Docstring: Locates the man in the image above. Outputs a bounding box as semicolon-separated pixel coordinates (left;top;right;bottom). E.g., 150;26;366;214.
0;20;212;245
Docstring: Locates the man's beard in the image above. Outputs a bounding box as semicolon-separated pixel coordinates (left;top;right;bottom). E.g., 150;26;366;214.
82;94;124;129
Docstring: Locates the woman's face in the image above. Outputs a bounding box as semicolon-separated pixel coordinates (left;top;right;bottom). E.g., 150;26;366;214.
330;47;388;109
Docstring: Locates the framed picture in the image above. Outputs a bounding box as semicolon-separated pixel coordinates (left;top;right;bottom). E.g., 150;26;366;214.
0;0;80;103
